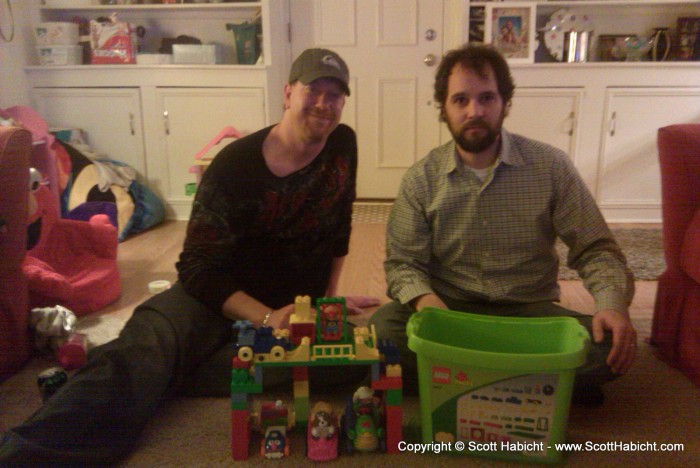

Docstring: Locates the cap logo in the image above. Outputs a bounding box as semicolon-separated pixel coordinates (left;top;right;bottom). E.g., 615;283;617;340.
321;54;342;71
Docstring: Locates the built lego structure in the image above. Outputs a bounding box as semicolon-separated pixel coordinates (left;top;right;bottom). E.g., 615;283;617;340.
230;296;402;461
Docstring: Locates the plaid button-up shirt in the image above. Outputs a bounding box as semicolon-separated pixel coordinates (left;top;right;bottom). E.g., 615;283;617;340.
385;129;634;313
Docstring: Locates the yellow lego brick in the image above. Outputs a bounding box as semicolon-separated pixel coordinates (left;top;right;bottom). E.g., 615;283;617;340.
386;364;402;378
293;380;309;397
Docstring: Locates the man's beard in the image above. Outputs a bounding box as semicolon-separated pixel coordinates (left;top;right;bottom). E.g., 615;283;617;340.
449;117;502;154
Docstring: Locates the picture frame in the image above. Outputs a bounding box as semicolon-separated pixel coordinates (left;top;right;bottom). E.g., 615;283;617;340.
484;2;537;64
676;17;700;60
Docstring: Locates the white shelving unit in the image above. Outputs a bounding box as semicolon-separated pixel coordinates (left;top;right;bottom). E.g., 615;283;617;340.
28;0;291;219
463;0;700;63
449;0;700;222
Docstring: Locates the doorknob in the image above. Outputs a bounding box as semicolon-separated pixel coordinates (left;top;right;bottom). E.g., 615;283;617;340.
425;29;436;41
424;54;436;66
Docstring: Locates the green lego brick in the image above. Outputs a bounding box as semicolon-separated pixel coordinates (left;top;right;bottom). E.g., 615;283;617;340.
385;388;403;405
231;399;249;410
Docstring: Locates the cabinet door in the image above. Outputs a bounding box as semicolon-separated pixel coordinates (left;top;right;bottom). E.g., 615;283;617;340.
599;88;700;222
155;87;265;219
507;88;583;160
32;88;146;176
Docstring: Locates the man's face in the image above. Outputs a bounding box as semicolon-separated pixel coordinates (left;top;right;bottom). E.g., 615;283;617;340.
442;63;507;155
284;78;346;143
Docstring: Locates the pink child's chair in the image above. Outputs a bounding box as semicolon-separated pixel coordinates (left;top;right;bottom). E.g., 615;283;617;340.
24;177;121;317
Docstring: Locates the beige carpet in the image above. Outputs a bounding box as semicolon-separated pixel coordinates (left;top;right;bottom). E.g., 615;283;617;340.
1;205;698;466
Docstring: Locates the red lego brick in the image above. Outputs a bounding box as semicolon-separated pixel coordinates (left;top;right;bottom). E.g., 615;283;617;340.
371;376;402;391
384;405;403;454
292;366;309;381
231;409;250;460
232;356;250;369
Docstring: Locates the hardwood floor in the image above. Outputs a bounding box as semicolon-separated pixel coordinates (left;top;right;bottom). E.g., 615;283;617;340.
98;219;657;342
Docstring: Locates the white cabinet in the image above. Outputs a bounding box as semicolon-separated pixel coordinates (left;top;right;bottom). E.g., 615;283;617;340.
32;87;146;177
154;87;266;218
507;88;583;160
598;87;700;221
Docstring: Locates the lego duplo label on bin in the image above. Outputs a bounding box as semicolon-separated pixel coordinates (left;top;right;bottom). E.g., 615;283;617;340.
424;361;562;459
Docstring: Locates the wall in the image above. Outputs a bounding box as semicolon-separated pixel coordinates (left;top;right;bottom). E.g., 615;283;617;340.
0;0;35;109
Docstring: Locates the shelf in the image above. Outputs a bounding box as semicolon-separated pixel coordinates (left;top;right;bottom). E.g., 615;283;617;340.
25;64;266;70
40;2;261;11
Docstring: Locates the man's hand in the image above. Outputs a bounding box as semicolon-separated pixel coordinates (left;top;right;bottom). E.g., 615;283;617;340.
344;295;381;315
411;293;447;312
265;304;296;329
592;309;637;375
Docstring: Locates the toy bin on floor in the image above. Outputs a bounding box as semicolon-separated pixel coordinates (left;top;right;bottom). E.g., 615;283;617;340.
407;307;590;464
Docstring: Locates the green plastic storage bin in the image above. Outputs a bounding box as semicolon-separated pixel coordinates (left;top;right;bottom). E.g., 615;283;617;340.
407;307;590;464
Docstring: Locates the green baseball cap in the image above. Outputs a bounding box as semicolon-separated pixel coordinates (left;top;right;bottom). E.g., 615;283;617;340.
288;48;350;96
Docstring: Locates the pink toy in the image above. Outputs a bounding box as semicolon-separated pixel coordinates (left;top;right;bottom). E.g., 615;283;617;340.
189;126;243;185
56;332;88;371
306;401;339;461
24;182;120;316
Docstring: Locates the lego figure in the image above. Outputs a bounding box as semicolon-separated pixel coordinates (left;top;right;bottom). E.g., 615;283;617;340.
319;302;344;342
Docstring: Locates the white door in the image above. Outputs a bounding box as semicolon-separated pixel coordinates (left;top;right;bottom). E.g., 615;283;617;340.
290;0;444;198
598;87;700;222
32;87;146;177
154;87;266;219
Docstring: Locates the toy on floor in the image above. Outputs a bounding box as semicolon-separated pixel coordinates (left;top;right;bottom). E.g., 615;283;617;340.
37;366;68;402
306;401;339;461
343;386;385;453
230;295;402;461
256;400;293;459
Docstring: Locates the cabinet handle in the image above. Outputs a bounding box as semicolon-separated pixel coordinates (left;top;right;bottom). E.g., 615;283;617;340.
129;113;135;136
163;110;170;136
567;111;575;136
609;111;616;137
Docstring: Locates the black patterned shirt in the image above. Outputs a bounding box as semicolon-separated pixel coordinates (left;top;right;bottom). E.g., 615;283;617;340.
177;124;357;311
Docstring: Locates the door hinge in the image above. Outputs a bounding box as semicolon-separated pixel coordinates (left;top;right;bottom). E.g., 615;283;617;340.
287;22;291;43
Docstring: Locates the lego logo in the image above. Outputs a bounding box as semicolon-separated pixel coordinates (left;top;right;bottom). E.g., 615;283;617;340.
432;366;451;384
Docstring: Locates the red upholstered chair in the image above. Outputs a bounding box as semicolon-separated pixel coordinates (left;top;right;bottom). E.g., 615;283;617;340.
652;123;700;387
0;126;33;380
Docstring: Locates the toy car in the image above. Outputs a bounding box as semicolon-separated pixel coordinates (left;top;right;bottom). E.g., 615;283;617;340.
232;321;292;362
342;387;385;453
306;402;339;461
261;425;289;459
